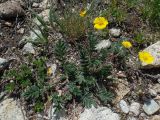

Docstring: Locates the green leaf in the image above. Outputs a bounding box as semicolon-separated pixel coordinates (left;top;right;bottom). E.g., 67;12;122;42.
5;82;15;92
82;93;96;108
34;101;44;112
23;85;40;100
55;40;67;63
97;88;114;104
68;83;82;97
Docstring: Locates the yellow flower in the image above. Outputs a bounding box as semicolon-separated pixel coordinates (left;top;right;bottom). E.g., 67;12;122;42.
80;10;86;17
47;67;52;76
138;51;154;64
93;17;108;30
122;41;132;48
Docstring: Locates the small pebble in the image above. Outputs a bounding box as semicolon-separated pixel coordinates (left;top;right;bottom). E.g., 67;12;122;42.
149;89;157;97
32;2;39;8
22;43;35;55
129;102;140;116
119;100;129;114
109;28;121;37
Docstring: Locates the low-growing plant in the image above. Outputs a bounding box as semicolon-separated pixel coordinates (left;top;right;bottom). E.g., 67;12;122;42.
52;32;115;111
3;57;51;112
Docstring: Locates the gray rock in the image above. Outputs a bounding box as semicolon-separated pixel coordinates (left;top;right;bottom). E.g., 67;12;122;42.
22;43;35;55
95;40;111;50
129;102;140;116
149;88;157;97
140;41;160;68
109;28;121;37
119;100;129;114
0;98;26;120
0;0;25;18
0;58;8;69
142;99;160;115
79;106;120;120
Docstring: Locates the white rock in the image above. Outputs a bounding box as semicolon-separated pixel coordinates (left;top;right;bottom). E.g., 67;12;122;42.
95;40;111;50
0;98;26;120
129;102;140;116
140;41;160;68
119;100;129;114
32;2;39;8
109;28;121;37
79;106;120;120
142;99;160;115
0;58;8;69
22;43;35;55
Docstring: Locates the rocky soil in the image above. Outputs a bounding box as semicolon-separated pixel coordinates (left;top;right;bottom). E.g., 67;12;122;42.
0;0;160;120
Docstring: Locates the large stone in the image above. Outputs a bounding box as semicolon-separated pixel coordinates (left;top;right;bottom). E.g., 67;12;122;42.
140;41;160;68
0;0;25;18
142;99;160;115
95;40;111;50
0;99;26;120
119;100;129;114
79;106;120;120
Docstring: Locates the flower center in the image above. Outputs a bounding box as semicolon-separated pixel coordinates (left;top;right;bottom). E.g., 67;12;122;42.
98;21;104;25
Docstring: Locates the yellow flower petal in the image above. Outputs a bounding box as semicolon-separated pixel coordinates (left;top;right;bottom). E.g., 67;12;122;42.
122;41;132;48
80;10;86;17
47;67;52;76
138;51;154;64
93;17;108;30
